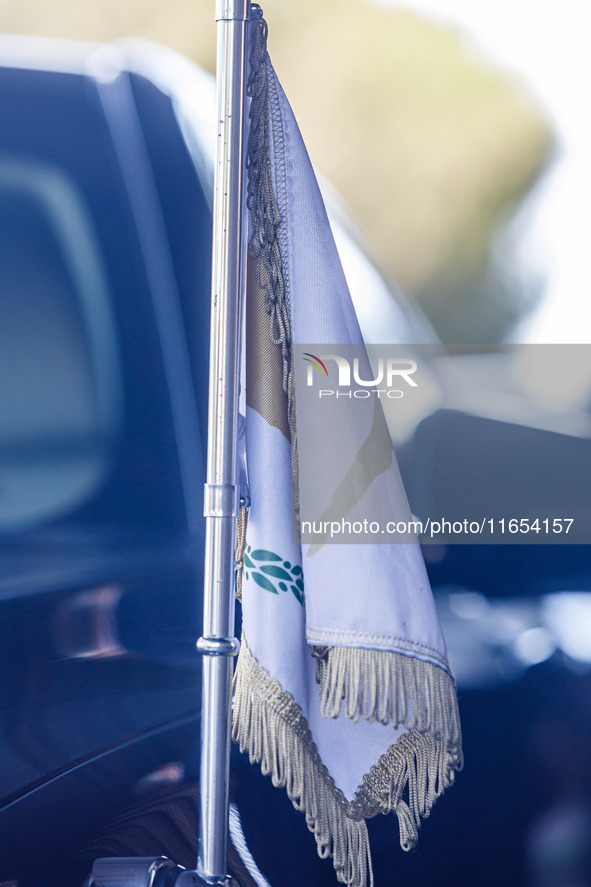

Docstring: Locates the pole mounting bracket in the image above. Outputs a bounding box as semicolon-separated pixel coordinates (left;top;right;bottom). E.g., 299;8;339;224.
92;858;237;887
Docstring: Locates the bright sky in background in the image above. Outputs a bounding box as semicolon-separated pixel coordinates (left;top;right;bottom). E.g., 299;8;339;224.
370;0;591;343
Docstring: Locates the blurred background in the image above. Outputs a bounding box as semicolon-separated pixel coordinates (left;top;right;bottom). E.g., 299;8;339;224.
1;0;584;345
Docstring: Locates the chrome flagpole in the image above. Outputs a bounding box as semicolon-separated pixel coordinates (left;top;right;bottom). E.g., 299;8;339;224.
197;0;250;883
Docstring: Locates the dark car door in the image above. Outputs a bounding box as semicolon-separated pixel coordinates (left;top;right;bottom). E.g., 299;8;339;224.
0;49;212;884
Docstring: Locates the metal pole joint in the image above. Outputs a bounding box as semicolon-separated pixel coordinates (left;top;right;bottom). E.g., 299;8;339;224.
203;483;238;518
197;637;241;657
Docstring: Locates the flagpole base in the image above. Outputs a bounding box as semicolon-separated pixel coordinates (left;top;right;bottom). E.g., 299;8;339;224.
91;858;237;887
177;871;233;887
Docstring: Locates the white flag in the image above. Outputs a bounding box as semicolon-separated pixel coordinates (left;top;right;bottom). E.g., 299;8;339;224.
233;11;462;887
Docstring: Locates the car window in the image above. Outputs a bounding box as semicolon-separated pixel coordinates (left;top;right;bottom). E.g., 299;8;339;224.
0;157;122;532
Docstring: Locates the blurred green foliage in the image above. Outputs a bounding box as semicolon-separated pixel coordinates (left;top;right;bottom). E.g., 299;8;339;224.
0;0;553;340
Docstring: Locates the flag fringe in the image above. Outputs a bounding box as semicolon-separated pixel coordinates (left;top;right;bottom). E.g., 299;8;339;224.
313;644;463;742
233;637;373;887
246;14;293;423
352;727;460;851
246;13;302;527
233;639;462;887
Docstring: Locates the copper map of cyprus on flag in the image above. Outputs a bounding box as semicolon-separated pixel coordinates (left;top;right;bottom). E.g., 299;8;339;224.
233;9;463;887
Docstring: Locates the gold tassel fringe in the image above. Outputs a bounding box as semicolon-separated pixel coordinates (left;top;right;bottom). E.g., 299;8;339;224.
313;644;463;744
233;639;463;886
233;638;373;887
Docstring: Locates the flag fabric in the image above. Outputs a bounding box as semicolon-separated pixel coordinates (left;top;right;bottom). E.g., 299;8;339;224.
232;10;462;887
